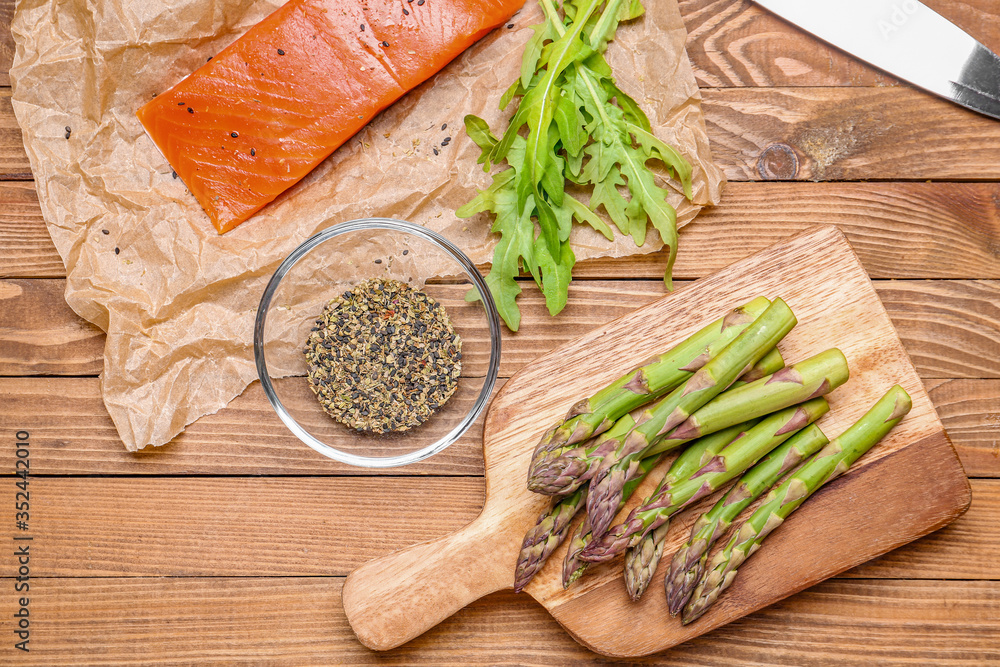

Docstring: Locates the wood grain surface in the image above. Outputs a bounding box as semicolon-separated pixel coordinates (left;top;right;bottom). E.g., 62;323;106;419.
0;578;995;666
2;376;998;477
0;474;990;579
4;278;999;379
341;226;971;654
5;88;1000;182
3;0;998;662
6;181;1000;281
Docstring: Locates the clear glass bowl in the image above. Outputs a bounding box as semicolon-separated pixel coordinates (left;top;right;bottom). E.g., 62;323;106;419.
254;218;502;468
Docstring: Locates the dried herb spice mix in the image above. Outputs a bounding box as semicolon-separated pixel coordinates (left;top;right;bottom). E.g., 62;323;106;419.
305;278;463;433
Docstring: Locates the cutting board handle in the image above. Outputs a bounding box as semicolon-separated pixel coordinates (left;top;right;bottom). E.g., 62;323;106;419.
342;511;512;650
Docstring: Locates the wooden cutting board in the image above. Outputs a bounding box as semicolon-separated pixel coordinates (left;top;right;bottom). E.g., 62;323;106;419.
341;225;971;656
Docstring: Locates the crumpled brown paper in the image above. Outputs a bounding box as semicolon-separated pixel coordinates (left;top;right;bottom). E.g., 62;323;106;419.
10;0;724;451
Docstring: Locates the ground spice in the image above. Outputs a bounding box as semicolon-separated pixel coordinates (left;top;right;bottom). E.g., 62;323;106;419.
304;278;463;433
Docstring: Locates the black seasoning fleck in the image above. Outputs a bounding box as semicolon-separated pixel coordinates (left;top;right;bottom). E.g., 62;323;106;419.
441;137;451;146
231;131;239;138
114;247;120;255
177;102;186;106
64;126;72;139
433;147;439;155
250;148;256;156
382;41;389;47
172;170;178;179
403;7;408;14
402;249;409;255
417;0;424;4
188;107;194;114
507;23;514;28
277;48;285;55
441;123;447;131
374;259;383;264
360;23;365;30
304;278;462;433
102;229;110;235
207;56;213;61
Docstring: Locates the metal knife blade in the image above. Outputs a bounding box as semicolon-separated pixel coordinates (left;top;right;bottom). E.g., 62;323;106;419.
753;0;1000;120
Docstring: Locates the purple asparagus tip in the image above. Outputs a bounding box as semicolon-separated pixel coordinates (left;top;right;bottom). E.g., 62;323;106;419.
578;518;641;563
585;469;627;538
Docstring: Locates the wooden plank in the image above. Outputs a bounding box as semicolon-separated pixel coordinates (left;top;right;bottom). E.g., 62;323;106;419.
0;377;493;475
0;477;484;577
0;577;996;664
875;281;1000;381
7;181;1000;281
679;0;1000;88
3;278;998;380
702;87;1000;181
925;379;1000;478
0;88;29;179
0;278;104;375
6;87;1000;182
0;476;993;578
580;181;1000;280
2;376;997;477
0;181;66;278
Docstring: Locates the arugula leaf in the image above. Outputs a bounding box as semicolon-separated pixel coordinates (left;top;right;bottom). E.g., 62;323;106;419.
458;0;695;330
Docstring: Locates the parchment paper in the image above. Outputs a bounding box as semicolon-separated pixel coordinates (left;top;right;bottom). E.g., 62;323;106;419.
10;0;724;451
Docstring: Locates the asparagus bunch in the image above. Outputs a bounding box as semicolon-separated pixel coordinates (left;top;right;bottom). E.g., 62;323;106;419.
578;299;797;535
529;344;785;497
682;385;912;624
580;398;830;564
562;422;755;588
529;297;772;480
584;348;849;538
664;424;829;614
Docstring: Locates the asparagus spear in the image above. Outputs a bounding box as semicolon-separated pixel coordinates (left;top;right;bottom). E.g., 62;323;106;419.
580;398;830;563
561;422;753;588
529;344;783;497
682;385;912;624
625;521;671;601
513;485;587;593
583;299;798;536
529;297;772;474
582;349;848;534
664;423;829;615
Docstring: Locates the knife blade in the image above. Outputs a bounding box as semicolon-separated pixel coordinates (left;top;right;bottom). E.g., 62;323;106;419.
753;0;1000;120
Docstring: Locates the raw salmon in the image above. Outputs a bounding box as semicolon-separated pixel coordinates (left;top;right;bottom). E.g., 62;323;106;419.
137;0;524;234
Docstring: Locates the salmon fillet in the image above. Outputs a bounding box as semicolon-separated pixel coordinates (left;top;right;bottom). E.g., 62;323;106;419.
137;0;525;233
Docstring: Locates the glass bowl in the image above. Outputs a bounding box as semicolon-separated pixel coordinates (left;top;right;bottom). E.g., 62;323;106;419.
254;218;502;468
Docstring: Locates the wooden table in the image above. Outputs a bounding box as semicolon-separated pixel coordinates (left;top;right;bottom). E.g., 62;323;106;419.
2;0;999;663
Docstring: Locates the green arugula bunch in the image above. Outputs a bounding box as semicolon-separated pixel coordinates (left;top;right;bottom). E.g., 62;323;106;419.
458;0;694;331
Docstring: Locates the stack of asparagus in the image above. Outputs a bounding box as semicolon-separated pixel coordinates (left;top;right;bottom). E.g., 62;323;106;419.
514;297;912;623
